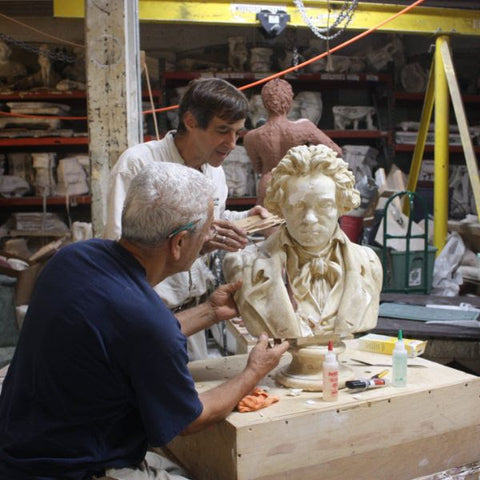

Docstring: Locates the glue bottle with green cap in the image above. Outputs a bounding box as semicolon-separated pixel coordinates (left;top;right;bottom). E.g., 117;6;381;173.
392;329;408;387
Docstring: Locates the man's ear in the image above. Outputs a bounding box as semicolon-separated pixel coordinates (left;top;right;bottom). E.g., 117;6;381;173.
169;231;189;261
183;111;197;131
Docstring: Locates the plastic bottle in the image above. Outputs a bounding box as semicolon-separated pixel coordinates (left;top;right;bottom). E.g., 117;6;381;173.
392;329;408;387
322;340;339;401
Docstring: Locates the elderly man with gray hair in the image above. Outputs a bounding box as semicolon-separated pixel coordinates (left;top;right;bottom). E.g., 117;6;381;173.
0;162;289;480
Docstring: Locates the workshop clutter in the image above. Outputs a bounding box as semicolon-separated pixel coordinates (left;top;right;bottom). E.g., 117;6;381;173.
358;333;427;358
372;245;437;294
0;238;64;306
339;214;364;243
2;152;90;198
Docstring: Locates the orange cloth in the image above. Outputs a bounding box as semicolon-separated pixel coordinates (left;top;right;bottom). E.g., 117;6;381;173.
237;387;280;413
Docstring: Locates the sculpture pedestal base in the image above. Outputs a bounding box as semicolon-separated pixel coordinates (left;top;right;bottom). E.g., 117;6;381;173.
275;340;354;391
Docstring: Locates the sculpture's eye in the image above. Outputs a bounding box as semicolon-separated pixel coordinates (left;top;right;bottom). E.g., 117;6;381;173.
318;200;335;210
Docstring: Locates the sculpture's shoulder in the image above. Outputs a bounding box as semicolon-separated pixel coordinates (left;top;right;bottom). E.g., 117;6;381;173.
223;233;284;282
348;241;382;269
223;243;256;270
345;241;383;289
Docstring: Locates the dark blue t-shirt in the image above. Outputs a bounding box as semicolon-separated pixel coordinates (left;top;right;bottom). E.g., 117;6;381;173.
0;239;203;480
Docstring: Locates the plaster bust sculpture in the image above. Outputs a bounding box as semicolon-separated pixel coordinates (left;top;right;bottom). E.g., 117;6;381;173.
243;78;342;205
0;41;27;85
222;145;256;198
287;91;323;125
332;105;376;130
14;44;60;90
224;143;382;340
228;36;248;72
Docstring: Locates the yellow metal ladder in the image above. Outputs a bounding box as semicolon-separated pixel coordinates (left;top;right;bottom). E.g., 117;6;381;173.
404;35;480;255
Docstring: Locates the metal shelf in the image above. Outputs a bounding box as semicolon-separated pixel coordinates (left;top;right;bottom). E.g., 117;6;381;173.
0;196;91;207
394;144;480;153
394;92;480;104
324;130;390;139
226;197;256;207
0;137;88;147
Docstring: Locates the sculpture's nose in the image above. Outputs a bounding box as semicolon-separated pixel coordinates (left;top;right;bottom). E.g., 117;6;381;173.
304;208;318;224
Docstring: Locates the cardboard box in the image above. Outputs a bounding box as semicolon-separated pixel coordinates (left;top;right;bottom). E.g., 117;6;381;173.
0;239;64;306
0;256;46;306
358;333;427;358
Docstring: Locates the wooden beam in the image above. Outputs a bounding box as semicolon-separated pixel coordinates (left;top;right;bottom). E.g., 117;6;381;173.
440;38;480;219
55;1;480;36
85;0;142;236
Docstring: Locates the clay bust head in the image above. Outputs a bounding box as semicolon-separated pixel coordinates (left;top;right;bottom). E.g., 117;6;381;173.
261;78;293;116
265;144;360;248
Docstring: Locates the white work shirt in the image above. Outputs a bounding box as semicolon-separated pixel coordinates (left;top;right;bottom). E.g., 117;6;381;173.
104;131;247;309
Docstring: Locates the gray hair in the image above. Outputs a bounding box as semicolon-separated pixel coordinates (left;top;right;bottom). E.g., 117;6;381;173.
265;144;360;217
121;162;213;247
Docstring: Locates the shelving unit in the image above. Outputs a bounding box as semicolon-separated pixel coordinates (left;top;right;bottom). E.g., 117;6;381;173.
0;196;91;207
395;144;480;154
161;72;392;139
392;90;480;156
0;89;162;226
0;89;89;236
391;87;480;222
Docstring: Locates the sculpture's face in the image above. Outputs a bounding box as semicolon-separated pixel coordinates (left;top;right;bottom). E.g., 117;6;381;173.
281;173;338;249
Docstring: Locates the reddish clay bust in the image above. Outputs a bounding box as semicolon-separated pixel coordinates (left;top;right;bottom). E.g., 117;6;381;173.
244;78;342;204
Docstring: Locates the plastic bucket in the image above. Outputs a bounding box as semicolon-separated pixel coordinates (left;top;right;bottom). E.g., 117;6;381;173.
339;215;363;243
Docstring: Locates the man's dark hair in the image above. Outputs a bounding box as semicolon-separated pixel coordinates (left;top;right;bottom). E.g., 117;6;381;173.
177;78;248;134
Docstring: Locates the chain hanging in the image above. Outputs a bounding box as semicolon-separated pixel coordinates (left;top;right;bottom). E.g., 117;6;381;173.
294;0;359;40
0;33;76;63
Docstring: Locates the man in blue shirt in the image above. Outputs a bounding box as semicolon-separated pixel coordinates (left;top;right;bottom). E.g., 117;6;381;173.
0;162;289;480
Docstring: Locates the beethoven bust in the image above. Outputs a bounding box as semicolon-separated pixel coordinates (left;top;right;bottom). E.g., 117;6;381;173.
223;144;382;341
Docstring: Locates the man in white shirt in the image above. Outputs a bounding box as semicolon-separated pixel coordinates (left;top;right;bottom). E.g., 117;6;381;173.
104;77;268;359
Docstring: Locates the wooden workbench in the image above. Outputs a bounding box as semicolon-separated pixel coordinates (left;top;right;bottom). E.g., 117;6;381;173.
167;340;480;480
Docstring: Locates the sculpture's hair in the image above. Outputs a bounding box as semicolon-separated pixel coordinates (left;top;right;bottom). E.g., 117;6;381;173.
121;162;213;248
264;144;360;216
177;78;248;134
261;78;293;115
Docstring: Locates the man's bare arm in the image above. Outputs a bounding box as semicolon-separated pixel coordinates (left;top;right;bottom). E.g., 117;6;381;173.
182;334;289;434
175;281;242;337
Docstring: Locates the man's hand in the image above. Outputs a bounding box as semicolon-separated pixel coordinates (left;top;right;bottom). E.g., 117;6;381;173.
184;332;289;434
246;333;290;378
200;207;272;255
206;280;242;323
201;219;249;254
247;205;270;219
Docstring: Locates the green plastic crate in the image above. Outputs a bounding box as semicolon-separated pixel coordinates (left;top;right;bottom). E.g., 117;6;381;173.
372;246;437;294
